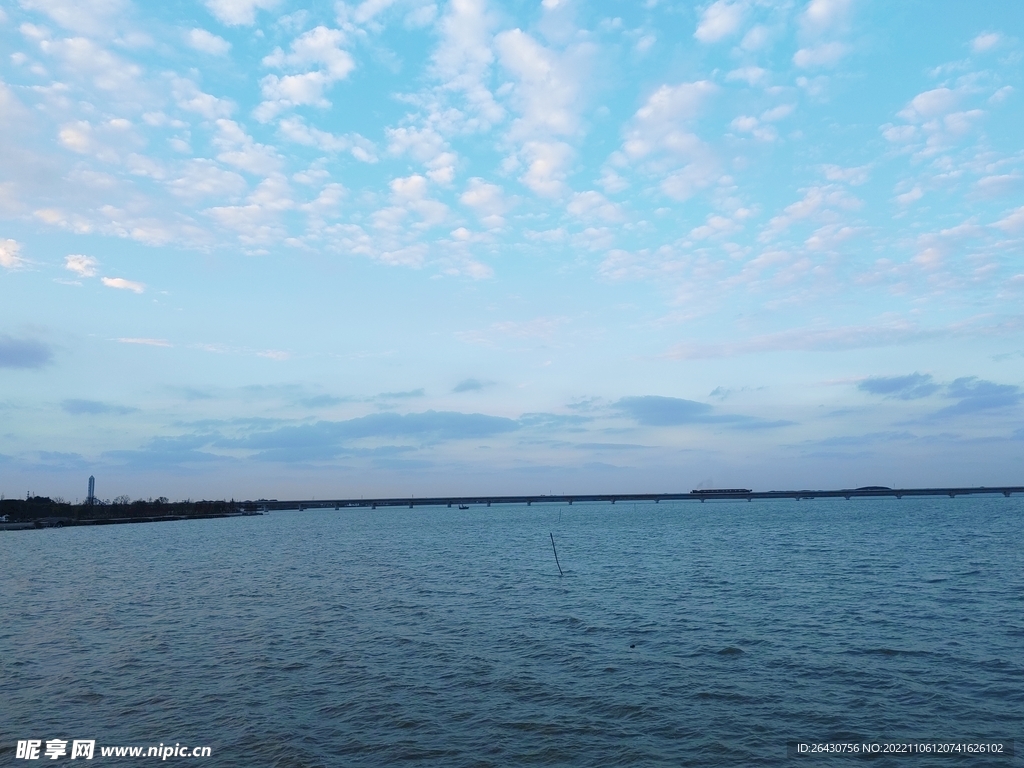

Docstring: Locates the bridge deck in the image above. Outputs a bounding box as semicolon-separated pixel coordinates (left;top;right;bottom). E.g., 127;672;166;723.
249;486;1024;511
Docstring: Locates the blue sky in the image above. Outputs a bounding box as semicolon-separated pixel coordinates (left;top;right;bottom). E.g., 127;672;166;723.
1;0;1022;501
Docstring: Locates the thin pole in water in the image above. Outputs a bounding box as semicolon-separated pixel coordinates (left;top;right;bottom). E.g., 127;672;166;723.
550;532;564;577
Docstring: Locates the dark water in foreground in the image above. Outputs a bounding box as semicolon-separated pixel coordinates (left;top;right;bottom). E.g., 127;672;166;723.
2;498;1022;766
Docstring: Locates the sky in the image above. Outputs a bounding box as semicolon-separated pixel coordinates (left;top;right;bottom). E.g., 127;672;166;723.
1;0;1023;502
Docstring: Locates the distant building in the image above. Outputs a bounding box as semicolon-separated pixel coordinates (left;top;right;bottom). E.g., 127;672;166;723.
87;475;95;505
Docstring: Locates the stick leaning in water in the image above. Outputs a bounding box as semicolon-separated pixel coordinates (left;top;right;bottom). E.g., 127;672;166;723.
549;532;563;577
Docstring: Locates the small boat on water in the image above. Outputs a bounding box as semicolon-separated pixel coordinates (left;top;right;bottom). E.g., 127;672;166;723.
458;504;469;510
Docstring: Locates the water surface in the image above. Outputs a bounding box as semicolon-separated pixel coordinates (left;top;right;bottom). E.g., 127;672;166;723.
2;498;1021;766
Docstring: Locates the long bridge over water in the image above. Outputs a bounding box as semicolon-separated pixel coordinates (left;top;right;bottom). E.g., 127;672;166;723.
251;486;1024;511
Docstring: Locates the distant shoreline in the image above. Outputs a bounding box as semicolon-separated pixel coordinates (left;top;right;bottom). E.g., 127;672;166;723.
3;486;1020;531
0;510;261;531
0;497;260;531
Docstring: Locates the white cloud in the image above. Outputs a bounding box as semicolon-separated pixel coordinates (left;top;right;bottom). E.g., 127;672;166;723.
885;86;988;156
799;0;854;36
975;174;1022;198
117;337;170;346
943;109;984;136
102;276;145;293
204;0;278;26
205;175;295;244
456;316;568;346
300;182;346;226
256;26;355;120
895;186;923;205
54;118;139;164
377;243;427;267
822;164;870;185
258;349;290;360
278;118;372;162
762;185;861;238
971;32;1001;53
761;104;795;122
726;66;768;86
20;0;128;36
126;153;165;179
989;86;1013;104
257;71;338;117
495;29;587;140
793;41;850;68
995;206;1024;235
263;26;354;76
882;124;916;143
624;81;716;160
386;125;454;181
37;36;143;95
0;239;27;269
387;125;444;161
58;121;94;154
668;318;952;359
65;254;98;276
388;174;448;226
739;24;769;51
350;0;399;24
429;0;504;131
597;246;685;282
517;140;574;198
804;223;858;251
694;1;745;44
567;190;623;222
168;160;248;202
457;259;493;280
660;161;720;201
213;119;282;175
690;214;739;240
898;87;958;121
171;76;235;119
597;169;628;194
618;81;719;200
491;27;597;200
730;115;776;142
404;3;437;29
460;177;510;228
280;117;377;161
635;34;656;54
187;28;231;55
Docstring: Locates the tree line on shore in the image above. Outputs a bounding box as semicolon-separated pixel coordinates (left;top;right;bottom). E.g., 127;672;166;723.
0;495;249;521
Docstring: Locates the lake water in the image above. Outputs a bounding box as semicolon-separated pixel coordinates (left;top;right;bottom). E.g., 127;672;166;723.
2;498;1022;766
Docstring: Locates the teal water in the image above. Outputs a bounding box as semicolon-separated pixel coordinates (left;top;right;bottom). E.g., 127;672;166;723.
2;498;1022;766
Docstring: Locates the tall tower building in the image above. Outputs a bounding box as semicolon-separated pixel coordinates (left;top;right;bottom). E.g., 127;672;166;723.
88;475;95;504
